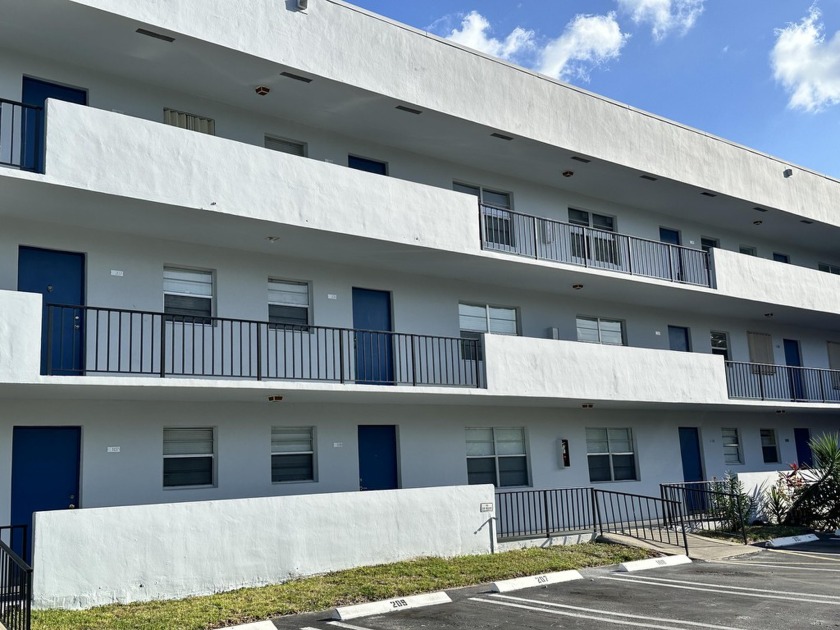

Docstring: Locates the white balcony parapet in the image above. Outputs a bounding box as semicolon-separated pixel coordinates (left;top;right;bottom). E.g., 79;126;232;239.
0;290;42;382
483;335;730;405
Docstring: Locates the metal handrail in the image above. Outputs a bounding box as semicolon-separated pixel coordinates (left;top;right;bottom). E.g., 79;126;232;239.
0;532;32;630
0;97;43;172
725;360;840;403
44;304;485;388
479;204;713;287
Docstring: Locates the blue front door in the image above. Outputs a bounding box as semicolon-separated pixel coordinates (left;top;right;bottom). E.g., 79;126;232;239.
784;339;805;400
11;427;81;563
352;288;393;384
678;427;706;513
18;246;86;375
358;425;398;491
794;428;813;467
21;77;87;172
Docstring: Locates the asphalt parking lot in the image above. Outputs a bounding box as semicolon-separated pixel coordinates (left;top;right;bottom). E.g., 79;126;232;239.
271;535;840;630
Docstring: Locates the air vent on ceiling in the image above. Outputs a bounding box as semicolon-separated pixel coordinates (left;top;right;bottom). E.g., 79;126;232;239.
136;28;175;42
801;219;814;224
395;105;422;115
754;207;769;212
640;175;657;181
571;156;591;163
280;71;313;83
491;132;514;141
700;191;717;197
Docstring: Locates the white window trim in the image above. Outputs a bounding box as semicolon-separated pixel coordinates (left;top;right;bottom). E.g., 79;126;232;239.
760;429;779;464
163;427;216;489
722;428;743;465
163;266;215;320
268;278;312;327
465;427;530;488
459;303;519;336
271;426;316;484
585;427;638;483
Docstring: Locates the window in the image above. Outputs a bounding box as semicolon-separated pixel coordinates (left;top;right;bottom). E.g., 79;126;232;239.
163;427;215;487
739;246;757;257
748;331;775;374
271;427;315;483
265;135;306;157
773;253;790;264
700;237;719;253
455;182;513;247
827;342;840;389
819;263;840;275
164;267;213;321
761;429;779;464
348;155;387;175
459;303;518;360
722;428;743;465
163;108;215;135
268;279;310;328
466;427;528;487
586;428;637;482
569;209;617;264
576;316;625;346
711;331;730;361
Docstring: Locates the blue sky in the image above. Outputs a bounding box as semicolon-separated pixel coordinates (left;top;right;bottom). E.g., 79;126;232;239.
347;1;840;178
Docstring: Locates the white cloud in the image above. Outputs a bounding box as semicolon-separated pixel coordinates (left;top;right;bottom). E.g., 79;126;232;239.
772;7;840;112
538;12;629;81
445;11;534;61
617;0;704;41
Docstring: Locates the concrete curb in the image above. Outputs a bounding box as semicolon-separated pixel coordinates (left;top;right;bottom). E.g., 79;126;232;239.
332;591;452;620
618;555;692;572
491;570;583;593
225;622;276;630
766;533;819;548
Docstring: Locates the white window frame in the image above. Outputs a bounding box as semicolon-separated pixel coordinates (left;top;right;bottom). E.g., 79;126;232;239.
265;134;307;157
760;429;779;464
465;427;529;488
163;427;215;488
163;266;214;321
164;108;215;135
459;303;518;360
576;316;626;346
268;278;311;329
271;427;316;483
722;428;743;465
586;427;638;482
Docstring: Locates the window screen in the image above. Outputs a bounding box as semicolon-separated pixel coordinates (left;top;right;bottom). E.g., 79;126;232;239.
164;267;213;320
163;427;214;487
271;427;315;482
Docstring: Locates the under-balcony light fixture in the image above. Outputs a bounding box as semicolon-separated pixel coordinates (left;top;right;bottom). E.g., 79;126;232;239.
571;156;591;163
754;207;768;213
753;220;763;226
764;312;774;318
581;403;594;409
701;191;717;197
640;175;658;181
572;283;584;290
784;168;793;178
265;236;281;242
801;219;814;225
491;132;514;141
776;409;786;414
562;171;574;178
268;395;284;402
136;28;175;43
255;86;270;96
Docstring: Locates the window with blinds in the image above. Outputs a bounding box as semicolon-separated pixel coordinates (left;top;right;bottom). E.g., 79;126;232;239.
761;429;779;463
576;316;625;346
265;135;306;157
164;267;213;321
271;427;315;483
465;427;528;487
163;427;215;487
748;332;775;374
586;428;637;482
722;428;743;465
268;279;310;328
458;303;518;360
164;108;215;135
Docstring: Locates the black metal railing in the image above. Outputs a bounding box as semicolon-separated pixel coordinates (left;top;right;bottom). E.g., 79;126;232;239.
496;487;595;539
726;361;840;403
495;487;688;554
479;204;713;287
0;526;32;630
0;98;43;172
594;488;689;554
661;482;748;544
44;305;485;387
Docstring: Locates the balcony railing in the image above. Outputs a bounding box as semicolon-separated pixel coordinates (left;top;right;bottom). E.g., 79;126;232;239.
726;361;840;403
44;305;484;388
0;98;43;172
479;204;713;287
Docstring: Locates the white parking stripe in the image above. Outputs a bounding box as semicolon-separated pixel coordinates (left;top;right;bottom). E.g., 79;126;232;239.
613;573;840;600
769;549;840;563
603;576;840;605
328;622;377;630
471;597;737;630
489;593;749;630
713;560;840;573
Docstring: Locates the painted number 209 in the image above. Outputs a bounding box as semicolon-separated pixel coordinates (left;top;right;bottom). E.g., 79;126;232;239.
391;599;408;608
535;576;549;584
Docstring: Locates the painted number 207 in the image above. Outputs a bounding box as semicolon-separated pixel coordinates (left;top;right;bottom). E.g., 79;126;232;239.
535;576;549;584
391;599;408;609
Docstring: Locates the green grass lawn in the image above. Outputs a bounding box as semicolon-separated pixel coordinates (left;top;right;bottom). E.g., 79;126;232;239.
695;524;812;544
32;542;650;630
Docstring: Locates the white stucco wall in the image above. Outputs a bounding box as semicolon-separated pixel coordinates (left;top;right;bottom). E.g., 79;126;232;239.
0;289;41;381
32;484;495;609
68;0;840;226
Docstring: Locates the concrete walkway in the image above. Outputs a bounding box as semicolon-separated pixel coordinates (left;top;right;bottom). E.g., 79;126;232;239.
600;532;763;561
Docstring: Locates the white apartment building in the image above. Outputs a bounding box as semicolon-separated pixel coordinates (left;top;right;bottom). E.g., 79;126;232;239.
1;0;839;560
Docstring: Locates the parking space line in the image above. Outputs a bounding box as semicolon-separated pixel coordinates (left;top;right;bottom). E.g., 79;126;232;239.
471;597;738;630
488;593;748;630
612;574;840;600
603;576;840;605
327;622;377;630
713;560;840;572
768;549;840;563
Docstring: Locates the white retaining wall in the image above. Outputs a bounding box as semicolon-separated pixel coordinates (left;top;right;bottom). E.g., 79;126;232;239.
32;484;495;609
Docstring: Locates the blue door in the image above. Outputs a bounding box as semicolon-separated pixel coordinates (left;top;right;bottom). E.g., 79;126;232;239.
358;425;398;491
18;246;86;375
784;339;805;400
11;427;81;563
668;326;691;352
352;288;393;384
678;427;706;513
21;77;87;172
794;428;813;467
